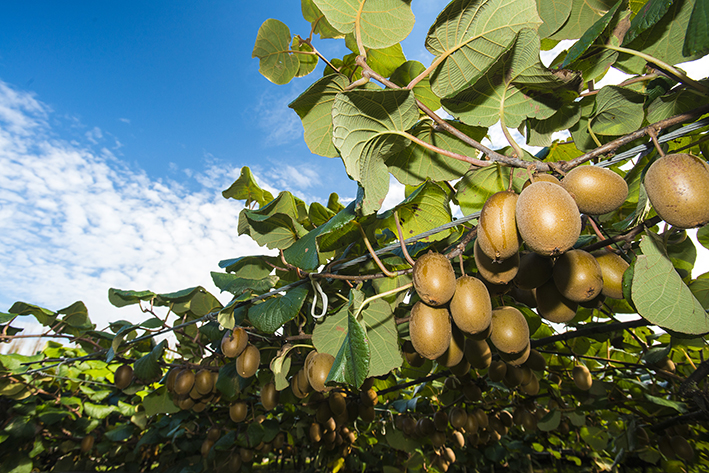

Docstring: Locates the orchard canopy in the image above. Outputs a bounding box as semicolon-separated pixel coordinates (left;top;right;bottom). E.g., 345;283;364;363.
3;0;709;472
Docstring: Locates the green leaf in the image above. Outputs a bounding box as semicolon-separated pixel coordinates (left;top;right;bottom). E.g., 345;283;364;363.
617;0;703;74
326;311;370;388
248;285;309;333
313;304;349;357
252;19;300;85
375;181;454;244
133;340;167;382
560;0;622;68
386;121;486;186
291;37;318;77
270;347;295;391
647;88;707;124
580;425;610;451
525;103;582;147
344;36;407;78
289;74;349;158
104;423;135;442
683;0;709;55
8;301;56;326
389;61;441;112
108;289;156;308
689;276;709;309
283;224;332;272
361;299;401;378
238;191;307;250
623;0;675;45
591;86;646;136
216;363;250;401
301;0;343;39
58;301;94;331
1;455;32;473
211;272;278;296
332;88;419;214
442;30;576;129
550;0;619;40
316;201;361;253
83;402;118;420
142;386;181;417
222;167;274;209
454;164;528;216
219;255;275;278
425;0;542;98
537;409;562;431
536;0;573;38
309;202;335;227
631;233;709;335
644;393;688;413
313;0;415;50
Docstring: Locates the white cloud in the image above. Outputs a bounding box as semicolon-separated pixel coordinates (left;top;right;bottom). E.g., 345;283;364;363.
253;86;303;147
85;126;103;144
0;81;271;335
118;118;131;124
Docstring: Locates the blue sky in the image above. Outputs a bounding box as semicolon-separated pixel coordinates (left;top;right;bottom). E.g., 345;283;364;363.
1;1;707;340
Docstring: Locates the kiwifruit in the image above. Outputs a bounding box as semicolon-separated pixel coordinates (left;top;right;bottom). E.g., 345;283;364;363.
402;340;425;367
80;435;95;454
360;388;378;407
174;369;195;396
499;341;530;366
236;344;260;378
451;358;471;377
477;191;521;261
329;392;347;416
464;410;479;434
523;173;560;188
536;279;578;323
488;360;507;382
228;454;243;472
176;396;195;410
260;382;278;411
221;328;249;358
201;439;214;457
658;434;675;459
445;376;462;391
499;410;514;428
522;409;538;432
309;422;322;442
437;325;466;367
515;181;582;256
442;446;456;464
489;306;529;355
450;406;468;429
464;338;492;370
553;249;604;302
474;239;520;285
434;411;448;431
114;364;133;390
449;275;492;336
463;383;483;402
573;365;592;391
671;435;694;462
524;349;546;372
291;375;305;399
207;427;221;442
229;401;248;423
412;251;457;306
644;153;709;228
166;367;179;392
296;367;311;394
358;405;375;423
521;372;540;395
307;352;335;392
452;430;465;448
509;286;537;308
409;301;451;360
416;417;436;436
503;363;524;388
514;252;553;290
593;250;629;299
431;430;447;448
561;165;628;215
195;369;214;395
655;357;676;373
239;448;254;463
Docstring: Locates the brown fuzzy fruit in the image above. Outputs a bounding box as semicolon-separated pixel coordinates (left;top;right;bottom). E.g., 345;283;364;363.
474;239;519;285
465;338;492;370
114;364;133;390
236;344;260;378
409;301;451;360
516;181;581;257
553;249;604;302
230;401;248;423
260;382;278;411
514;252;553;290
573;365;593;391
536;279;578;323
412;251;456;306
644;153;709;228
307;352;335;392
436;325;465;367
593;250;629;299
174;369;195;396
195;369;214;396
490;306;529;355
449;275;492;336
80;435;95;454
561;165;628;215
671;435;694;462
523;173;560;188
221;328;249;358
477;191;521;261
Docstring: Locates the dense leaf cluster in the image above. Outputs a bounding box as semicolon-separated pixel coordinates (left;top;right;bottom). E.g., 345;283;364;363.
3;0;709;472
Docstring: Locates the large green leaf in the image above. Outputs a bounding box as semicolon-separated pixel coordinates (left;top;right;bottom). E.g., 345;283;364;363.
616;0;702;74
550;0;619;40
560;0;622;68
289;74;349;158
631;233;709;335
252;19;300;85
222;167;274;209
580;425;610;451
591;86;646;136
454;164;528;216
107;289;156;308
142;386;181;417
389;61;441;112
386;121;486;185
313;0;415;50
210;272;279;297
442;30;577;129
683;0;709;56
332;88;419;214
646;87;706;124
316;201;359;252
8;302;56;326
525;103;582;147
291;37;319;77
133;340;167;382
301;0;344;39
375;181;453;243
326;311;370;388
218;255;275;278
623;0;675;45
238;191;308;250
57;301;94;332
425;0;542;98
344;35;407;78
248;285;309;333
536;0;573;38
361;299;401;378
313;304;349;357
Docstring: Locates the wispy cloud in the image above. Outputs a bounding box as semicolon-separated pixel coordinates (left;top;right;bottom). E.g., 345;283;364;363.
118;118;131;124
0;81;270;330
253;86;303;147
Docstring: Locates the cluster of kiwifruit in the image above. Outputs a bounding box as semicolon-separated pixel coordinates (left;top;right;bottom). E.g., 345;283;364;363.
165;365;220;412
222;327;261;378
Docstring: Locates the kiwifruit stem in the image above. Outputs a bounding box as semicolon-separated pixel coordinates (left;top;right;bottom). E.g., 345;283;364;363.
394;210;416;267
357;224;397;278
647;127;665;157
353;282;413;320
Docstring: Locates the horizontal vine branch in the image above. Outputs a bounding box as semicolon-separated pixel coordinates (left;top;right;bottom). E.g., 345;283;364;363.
531;318;650;349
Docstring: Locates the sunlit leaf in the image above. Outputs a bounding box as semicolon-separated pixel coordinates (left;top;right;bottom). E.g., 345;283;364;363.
8;301;57;326
326;311;370;388
248;286;309;333
536;0;573;38
389;61;441;112
239;191;308;250
454;164;528;216
560;0;622;68
361;299;402;378
222;166;275;209
550;0;619;40
301;0;343;39
623;0;674;45
133;340;167;382
683;0;709;56
591;86;646;136
252;19;300;85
